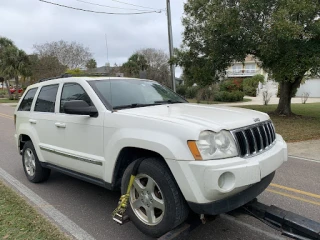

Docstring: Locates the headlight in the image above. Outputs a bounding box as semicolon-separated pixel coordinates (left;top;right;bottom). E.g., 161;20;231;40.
196;130;238;160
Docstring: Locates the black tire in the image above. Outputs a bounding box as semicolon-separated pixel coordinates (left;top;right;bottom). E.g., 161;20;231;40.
22;141;51;183
121;157;189;238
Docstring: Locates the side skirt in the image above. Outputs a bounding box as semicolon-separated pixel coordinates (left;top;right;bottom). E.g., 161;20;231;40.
41;163;114;190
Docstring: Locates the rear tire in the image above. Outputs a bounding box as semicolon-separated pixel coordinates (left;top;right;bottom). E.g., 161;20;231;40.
121;157;189;238
22;141;51;183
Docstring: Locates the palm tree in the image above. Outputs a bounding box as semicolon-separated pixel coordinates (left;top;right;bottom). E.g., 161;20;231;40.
0;44;30;100
0;37;15;99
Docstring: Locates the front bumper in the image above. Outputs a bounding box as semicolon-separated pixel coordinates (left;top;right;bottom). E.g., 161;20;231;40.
188;171;275;215
165;134;287;205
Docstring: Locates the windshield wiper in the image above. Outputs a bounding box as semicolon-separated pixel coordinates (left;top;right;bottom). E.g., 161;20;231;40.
154;100;185;104
113;103;159;110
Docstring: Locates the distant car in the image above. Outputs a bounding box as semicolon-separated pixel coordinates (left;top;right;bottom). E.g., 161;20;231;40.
10;88;23;94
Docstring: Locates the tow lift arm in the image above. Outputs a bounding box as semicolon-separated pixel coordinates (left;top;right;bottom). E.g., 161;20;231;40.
158;200;320;240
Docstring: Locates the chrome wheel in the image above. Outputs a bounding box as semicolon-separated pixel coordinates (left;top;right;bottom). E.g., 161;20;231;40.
130;173;165;226
24;148;36;177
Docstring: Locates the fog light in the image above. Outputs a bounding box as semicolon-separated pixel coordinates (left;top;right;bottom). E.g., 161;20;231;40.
218;172;235;191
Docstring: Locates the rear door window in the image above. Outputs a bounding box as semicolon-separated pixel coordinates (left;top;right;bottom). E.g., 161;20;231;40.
18;88;38;111
34;84;59;113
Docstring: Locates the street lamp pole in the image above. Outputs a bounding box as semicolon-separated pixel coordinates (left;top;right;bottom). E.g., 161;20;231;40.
166;0;176;92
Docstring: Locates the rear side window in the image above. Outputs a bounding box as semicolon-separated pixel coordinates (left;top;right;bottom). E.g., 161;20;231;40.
60;83;93;113
18;88;38;111
34;84;59;113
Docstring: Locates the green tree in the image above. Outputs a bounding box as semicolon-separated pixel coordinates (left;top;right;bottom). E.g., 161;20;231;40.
0;45;31;99
86;58;97;70
122;49;171;86
0;37;31;99
121;53;148;78
178;0;320;115
0;37;15;98
29;54;67;83
65;68;84;75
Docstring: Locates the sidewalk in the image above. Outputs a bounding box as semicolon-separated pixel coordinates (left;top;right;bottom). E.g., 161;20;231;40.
287;139;320;161
221;96;320;106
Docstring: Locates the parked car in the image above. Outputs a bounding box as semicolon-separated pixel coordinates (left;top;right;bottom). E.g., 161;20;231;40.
10;87;23;94
14;76;287;237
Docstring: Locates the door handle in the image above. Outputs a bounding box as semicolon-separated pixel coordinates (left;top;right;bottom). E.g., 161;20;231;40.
29;119;37;124
55;122;66;128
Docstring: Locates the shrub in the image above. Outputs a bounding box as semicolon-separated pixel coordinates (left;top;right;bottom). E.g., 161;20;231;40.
196;87;215;103
243;86;257;97
215;91;244;102
243;74;264;96
185;86;200;99
262;90;273;105
176;85;188;97
220;79;242;92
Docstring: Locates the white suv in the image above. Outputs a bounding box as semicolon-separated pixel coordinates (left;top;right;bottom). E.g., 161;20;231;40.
14;76;287;237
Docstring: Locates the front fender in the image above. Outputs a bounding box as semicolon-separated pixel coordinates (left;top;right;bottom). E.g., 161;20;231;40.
103;128;194;183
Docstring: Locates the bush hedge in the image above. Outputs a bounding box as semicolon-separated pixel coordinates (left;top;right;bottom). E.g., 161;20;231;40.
242;74;264;96
196;87;215;102
214;91;244;102
176;85;188;97
185;86;200;99
219;78;243;92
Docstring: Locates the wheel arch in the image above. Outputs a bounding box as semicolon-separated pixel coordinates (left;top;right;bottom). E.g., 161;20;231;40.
111;147;171;190
17;127;44;162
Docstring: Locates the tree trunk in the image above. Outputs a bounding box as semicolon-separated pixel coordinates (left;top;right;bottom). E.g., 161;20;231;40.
275;76;303;116
4;79;13;100
275;82;292;115
15;76;19;100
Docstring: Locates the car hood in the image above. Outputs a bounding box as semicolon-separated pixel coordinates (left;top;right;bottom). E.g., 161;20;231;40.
118;103;270;131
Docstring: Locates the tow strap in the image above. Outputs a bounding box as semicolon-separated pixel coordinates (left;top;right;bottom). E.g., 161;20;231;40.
112;158;145;224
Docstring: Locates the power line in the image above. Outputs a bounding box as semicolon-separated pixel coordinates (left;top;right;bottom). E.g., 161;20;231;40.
74;0;151;12
39;0;161;14
106;0;165;11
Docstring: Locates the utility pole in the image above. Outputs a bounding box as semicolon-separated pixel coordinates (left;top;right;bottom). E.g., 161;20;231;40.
166;0;176;92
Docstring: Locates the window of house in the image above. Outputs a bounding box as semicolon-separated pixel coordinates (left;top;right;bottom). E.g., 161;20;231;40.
60;83;93;113
18;88;38;111
34;85;59;113
232;64;242;73
246;63;256;73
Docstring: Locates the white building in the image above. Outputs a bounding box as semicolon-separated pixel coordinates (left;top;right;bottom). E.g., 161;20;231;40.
296;79;320;97
226;55;268;81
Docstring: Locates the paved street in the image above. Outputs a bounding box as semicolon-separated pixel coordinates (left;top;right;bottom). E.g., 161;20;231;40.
0;104;319;240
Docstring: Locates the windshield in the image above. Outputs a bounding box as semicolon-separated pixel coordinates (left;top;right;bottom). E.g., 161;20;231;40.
89;79;187;110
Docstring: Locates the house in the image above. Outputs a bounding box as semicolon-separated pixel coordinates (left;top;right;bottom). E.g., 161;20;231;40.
225;55;268;81
296;78;320;97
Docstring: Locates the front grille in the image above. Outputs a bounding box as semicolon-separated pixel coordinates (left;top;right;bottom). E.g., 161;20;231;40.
231;121;276;158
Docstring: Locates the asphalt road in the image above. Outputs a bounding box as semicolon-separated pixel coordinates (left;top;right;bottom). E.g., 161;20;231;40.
0;104;319;240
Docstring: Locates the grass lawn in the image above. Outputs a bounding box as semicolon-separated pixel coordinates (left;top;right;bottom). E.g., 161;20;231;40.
0;99;19;103
240;103;320;142
187;97;252;104
0;181;70;240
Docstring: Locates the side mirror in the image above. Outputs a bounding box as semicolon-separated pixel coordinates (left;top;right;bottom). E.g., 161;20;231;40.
64;100;98;117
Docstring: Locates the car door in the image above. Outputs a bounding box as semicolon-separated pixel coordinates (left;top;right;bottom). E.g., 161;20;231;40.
31;84;61;164
52;82;105;179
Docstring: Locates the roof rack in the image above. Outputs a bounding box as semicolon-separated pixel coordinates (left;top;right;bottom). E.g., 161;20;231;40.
37;73;110;83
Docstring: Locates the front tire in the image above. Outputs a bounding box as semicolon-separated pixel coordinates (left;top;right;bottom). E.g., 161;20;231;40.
121;157;189;238
22;141;51;183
